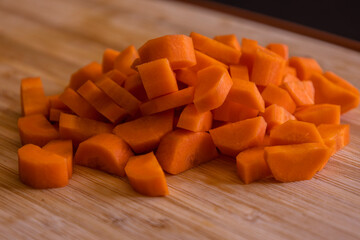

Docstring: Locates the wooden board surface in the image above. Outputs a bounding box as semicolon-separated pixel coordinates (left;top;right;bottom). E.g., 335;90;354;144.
0;0;359;239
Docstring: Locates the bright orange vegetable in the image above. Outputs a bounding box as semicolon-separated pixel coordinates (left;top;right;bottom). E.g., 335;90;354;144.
21;77;49;116
138;34;196;69
48;94;68;110
125;152;169;196
214;34;241;50
194;65;233;113
190;32;241;65
284;66;297;76
239;38;259;74
75;133;133;176
189;50;228;72
124;73;148;102
265;143;331;182
68;62;103;90
294;104;340;126
156;129;218;174
177;104;212;132
102;48;120;73
266;43;289;60
281;74;314;106
261;104;295;132
49;108;71;122
113;110;173;154
209;116;267;157
261;84;296;113
43;139;73;178
114;45;139;76
229;64;249;81
105;69;127;86
18;114;59;147
323;71;360;96
288;57;323;80
137;58;178;99
175;68;198;86
236;147;271;184
317;124;350;156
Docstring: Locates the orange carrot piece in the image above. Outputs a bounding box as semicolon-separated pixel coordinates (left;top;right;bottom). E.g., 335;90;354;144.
317;124;350;156
177;104;212;132
261;84;296;113
105;69;127;86
189;50;228;72
48;94;68;110
239;38;259;74
288;57;323;80
190;32;241;65
265;143;331;182
21;77;49;116
43;139;73;178
124;73;148;102
77;80;128;123
102;48;120;73
114;45;139;76
137;58;178;99
75;133;133;177
229;65;249;81
323;71;359;96
284;66;297;76
214;34;241;50
125;152;169;196
175;68;198;86
281;74;314;106
140;87;194;115
236;147;271;184
294;104;340;126
266;43;289;60
269;120;323;146
18;144;68;188
68;62;103;90
261;104;295;132
18;114;59;147
209;116;267;157
156;129;218;174
113;110;173;154
310;73;359;113
228;79;265;112
194;65;233;113
262;135;271;147
59;87;105;121
251;48;286;86
49;108;72;122
138;34;196;69
95;77;140;117
212;97;259;123
59;113;113;147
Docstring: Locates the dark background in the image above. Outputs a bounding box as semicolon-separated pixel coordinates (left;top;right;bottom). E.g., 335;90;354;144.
209;0;360;42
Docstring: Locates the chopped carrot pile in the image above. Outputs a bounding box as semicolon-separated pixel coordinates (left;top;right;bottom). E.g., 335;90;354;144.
16;33;359;195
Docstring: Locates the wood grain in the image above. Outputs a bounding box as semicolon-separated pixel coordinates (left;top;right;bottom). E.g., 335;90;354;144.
0;0;359;239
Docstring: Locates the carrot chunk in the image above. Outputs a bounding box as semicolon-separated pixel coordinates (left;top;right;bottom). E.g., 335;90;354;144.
323;71;359;96
75;133;133;177
21;77;49;116
124;73;148;102
177;104;212;132
114;45;139;76
49;108;72;122
189;50;228;72
317;124;350;156
261;84;296;113
281;74;314;106
43;139;73;178
229;64;249;81
68;62;103;90
214;34;241;50
239;38;259;74
48;94;68;110
261;104;295;132
156;129;218;174
125;152;169;196
175;68;198;86
266;43;289;60
288;57;323;80
102;48;120;73
105;69;127;86
294;104;340;126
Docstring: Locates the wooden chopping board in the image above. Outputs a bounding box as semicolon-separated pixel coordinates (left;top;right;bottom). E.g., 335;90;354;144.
0;0;359;239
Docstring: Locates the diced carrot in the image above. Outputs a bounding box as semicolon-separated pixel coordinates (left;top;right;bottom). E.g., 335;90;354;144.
95;77;140;117
266;43;289;60
269;120;323;146
102;48;120;73
18;144;68;188
75;133;133;177
138;34;196;69
175;68;198;86
194;65;233;113
43;139;73;178
21;77;49;116
281;74;314;106
214;34;241;50
323;71;359;96
125;152;169;196
251;48;286;86
140;87;194;116
124;73;148;102
156;129;218;174
236;147;271;184
294;104;340;126
229;65;249;81
189;50;228;72
239;38;259;74
177;104;212;132
68;62;103;90
261;104;295;132
105;69;127;86
303;80;315;101
288;57;323;80
114;45;139;76
77;80;128;123
228;79;265;112
59;113;113;147
137;58;178;99
261;84;296;113
265;143;331;182
190;32;241;65
49;108;72;122
284;66;297;76
48;94;68;110
113;110;173;154
310;72;359;113
209;116;267;157
18;114;59;147
317;124;350;156
212;97;259;122
59;87;105;121
262;135;271;146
